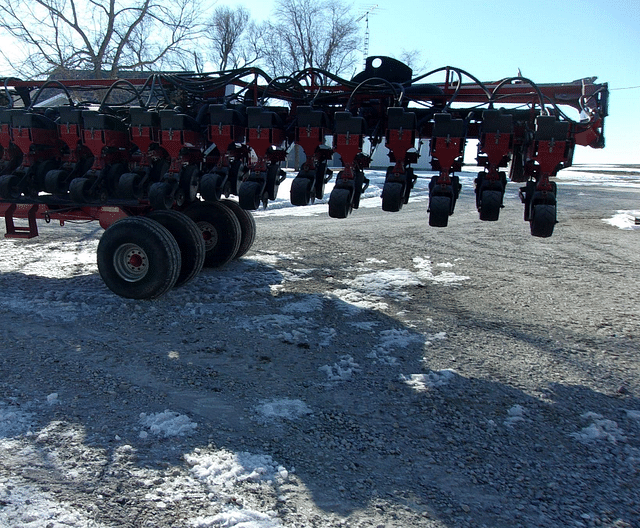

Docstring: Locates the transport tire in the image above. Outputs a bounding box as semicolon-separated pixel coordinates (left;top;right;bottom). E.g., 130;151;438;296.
221;199;256;259
147;210;205;287
428;195;450;227
97;216;180;299
184;201;241;267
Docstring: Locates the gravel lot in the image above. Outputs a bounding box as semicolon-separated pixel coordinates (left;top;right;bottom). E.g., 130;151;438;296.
0;173;639;528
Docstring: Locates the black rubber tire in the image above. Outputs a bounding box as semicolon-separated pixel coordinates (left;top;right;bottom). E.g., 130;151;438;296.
0;174;21;199
147;210;205;287
179;165;200;205
97;216;181;299
479;190;502;221
429;195;451;227
118;172;144;199
238;180;262;210
200;172;223;201
381;182;404;212
45;169;68;195
69;177;93;203
290;176;314;206
328;187;353;218
220;199;256;259
184;201;242;267
149;181;174;210
530;204;556;238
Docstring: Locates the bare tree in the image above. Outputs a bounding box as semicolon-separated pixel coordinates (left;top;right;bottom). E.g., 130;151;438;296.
258;0;360;76
0;0;204;79
208;5;250;71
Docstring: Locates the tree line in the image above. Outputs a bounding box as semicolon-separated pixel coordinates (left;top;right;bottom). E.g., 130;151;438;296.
0;0;365;79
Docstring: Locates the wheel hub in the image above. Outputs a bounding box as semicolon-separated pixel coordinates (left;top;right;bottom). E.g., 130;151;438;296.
197;221;218;251
113;243;149;282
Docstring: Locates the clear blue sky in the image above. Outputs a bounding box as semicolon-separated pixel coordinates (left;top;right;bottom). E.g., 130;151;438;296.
1;0;637;165
226;0;640;165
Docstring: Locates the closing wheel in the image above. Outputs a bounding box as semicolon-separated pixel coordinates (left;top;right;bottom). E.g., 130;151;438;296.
220;199;256;259
290;176;314;206
147;210;205;287
479;190;502;221
149;181;174;210
200;172;224;201
328;187;353;218
238;180;263;210
45;169;69;195
381;182;404;212
118;172;145;199
97;216;181;299
530;204;556;238
0;174;21;200
69;177;93;203
184;201;242;267
428;195;451;227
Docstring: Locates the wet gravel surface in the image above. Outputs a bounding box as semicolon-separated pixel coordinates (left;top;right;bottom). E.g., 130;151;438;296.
0;180;639;528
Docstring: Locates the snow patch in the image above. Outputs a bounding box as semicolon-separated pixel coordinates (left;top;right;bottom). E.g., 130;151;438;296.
319;355;360;381
400;369;457;391
603;210;640;230
254;399;312;421
186;449;289;489
570;412;627;444
139;410;198;437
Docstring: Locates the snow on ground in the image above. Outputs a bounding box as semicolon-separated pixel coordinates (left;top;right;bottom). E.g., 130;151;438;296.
603;210;640;230
0;164;638;526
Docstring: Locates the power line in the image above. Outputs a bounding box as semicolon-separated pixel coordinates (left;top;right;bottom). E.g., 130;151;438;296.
610;85;640;90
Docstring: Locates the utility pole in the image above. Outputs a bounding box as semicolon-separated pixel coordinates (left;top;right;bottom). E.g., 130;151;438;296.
356;5;378;68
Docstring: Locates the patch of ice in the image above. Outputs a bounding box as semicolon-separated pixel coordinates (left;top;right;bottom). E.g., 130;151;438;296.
139;410;197;437
254;399;312;421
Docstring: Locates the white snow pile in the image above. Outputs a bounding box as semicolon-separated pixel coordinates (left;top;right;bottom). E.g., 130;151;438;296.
569;412;627;444
190;508;282;528
139;410;198;438
0;402;33;438
330;257;469;312
603;210;640;230
400;369;457;392
368;328;433;366
185;448;290;490
504;404;527;426
0;480;113;528
318;354;361;381
413;257;470;284
254;398;312;421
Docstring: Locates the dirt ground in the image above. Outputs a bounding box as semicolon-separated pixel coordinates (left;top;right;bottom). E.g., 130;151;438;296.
0;180;639;528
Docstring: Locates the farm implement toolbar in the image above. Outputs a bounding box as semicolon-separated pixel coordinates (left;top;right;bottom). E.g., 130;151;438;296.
0;57;608;298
